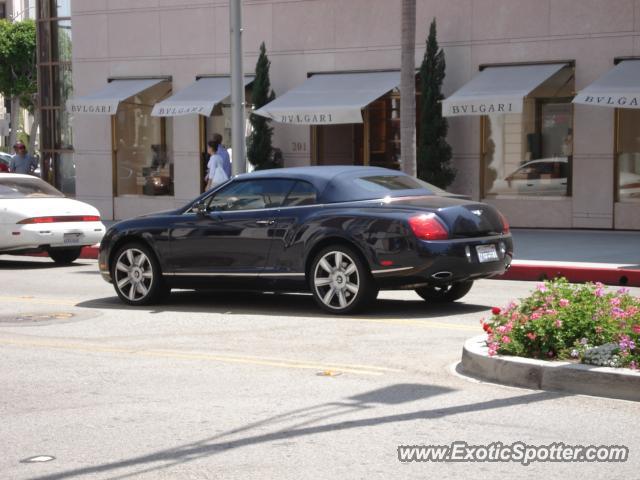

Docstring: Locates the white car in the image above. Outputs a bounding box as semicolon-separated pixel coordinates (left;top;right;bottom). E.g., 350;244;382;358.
0;173;105;263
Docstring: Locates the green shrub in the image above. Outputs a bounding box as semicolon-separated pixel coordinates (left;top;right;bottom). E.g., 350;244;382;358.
482;278;639;369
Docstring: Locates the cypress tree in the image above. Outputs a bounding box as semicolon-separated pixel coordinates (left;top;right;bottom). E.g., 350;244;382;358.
247;42;277;170
417;19;456;188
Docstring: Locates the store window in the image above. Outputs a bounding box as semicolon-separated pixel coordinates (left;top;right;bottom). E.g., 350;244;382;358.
482;66;574;198
115;83;173;196
616;109;640;202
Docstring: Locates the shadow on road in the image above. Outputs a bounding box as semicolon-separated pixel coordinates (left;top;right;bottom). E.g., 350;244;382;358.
27;385;565;480
76;290;490;320
0;258;76;270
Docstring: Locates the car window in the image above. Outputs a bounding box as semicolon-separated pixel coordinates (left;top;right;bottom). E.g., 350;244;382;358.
205;179;295;212
0;177;64;198
282;181;317;207
350;175;448;196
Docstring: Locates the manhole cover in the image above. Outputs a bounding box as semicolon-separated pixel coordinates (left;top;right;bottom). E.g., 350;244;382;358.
0;312;74;324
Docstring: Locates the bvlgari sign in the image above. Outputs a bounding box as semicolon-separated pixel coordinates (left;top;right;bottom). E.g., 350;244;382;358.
278;113;335;124
68;102;118;114
152;105;208;117
448;102;516;116
442;97;523;117
574;94;640;109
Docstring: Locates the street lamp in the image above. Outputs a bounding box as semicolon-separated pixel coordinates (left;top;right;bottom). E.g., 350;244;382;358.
229;0;246;175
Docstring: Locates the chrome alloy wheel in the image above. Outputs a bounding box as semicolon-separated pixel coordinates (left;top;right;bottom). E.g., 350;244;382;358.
114;248;154;302
313;250;360;310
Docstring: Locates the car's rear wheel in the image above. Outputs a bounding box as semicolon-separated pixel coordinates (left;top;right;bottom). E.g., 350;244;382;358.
415;280;474;303
48;247;82;264
310;245;376;314
111;243;169;305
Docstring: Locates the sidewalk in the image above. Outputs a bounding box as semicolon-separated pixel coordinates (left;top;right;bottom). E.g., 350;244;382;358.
81;226;640;286
501;229;640;286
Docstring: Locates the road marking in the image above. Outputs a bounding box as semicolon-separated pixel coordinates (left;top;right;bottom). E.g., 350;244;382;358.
0;338;391;377
0;295;78;306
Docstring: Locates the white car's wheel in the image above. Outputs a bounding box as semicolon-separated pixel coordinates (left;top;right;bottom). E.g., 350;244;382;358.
48;247;82;264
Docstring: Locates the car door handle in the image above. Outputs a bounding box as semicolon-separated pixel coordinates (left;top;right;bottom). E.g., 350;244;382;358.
255;219;275;226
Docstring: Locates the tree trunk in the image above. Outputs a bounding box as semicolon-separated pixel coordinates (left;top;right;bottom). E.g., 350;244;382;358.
8;96;21;149
28;109;39;151
400;0;416;177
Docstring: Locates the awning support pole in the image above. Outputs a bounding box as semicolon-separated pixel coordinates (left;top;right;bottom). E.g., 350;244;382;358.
230;0;246;175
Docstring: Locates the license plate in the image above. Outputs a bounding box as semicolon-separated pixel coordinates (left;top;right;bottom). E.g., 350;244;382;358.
476;244;499;263
63;233;82;244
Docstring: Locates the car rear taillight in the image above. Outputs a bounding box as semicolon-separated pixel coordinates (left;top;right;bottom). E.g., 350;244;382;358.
18;215;100;224
408;214;448;240
499;212;510;234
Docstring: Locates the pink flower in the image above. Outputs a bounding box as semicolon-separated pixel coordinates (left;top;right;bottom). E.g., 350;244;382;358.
501;336;511;344
632;325;640;334
595;326;604;334
610;297;621;307
617;287;630;295
536;283;548;293
630;361;638;370
526;332;537;341
531;312;542;320
559;299;570;308
546;309;558;316
555;319;562;328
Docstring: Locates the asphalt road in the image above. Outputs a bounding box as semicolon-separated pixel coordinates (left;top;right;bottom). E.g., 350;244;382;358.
1;256;638;480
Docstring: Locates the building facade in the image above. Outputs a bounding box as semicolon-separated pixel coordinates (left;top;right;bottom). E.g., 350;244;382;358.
69;0;640;229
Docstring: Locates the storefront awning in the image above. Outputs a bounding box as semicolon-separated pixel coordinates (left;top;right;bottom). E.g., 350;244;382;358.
67;78;167;115
442;63;567;117
573;60;640;109
254;71;401;124
151;76;254;117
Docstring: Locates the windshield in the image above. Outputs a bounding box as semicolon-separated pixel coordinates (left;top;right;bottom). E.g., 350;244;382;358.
0;177;64;198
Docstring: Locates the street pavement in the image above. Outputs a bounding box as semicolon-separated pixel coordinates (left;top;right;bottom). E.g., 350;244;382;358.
1;256;639;479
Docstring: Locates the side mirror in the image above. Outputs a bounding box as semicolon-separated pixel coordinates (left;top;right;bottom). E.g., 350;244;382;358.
194;201;208;216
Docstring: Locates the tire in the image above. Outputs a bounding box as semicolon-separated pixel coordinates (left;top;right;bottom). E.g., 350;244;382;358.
309;245;377;315
48;247;82;264
415;280;474;303
110;242;170;306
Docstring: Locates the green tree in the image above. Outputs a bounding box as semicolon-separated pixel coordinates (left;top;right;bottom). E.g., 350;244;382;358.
0;19;37;149
247;42;277;170
417;19;456;188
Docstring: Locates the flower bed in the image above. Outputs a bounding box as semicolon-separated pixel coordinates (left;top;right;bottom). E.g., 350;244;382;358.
482;278;639;369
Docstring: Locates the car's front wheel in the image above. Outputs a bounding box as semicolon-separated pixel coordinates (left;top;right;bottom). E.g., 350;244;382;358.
310;245;377;314
111;243;169;305
48;247;82;264
415;280;474;303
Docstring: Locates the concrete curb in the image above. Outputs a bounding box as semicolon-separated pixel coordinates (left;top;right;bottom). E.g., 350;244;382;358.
461;335;640;402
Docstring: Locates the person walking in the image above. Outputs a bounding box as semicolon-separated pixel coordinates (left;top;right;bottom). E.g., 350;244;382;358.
10;142;38;175
205;140;229;190
212;133;232;178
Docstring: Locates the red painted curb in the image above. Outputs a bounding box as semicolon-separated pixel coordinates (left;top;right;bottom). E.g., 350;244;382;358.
80;245;99;259
498;264;640;287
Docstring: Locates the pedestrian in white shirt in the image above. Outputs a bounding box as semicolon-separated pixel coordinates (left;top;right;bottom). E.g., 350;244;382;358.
205;140;229;190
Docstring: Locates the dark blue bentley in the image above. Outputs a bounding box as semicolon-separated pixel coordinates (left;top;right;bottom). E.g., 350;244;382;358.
99;166;513;314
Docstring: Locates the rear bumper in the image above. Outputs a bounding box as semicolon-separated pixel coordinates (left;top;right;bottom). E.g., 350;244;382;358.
1;222;105;252
372;234;513;288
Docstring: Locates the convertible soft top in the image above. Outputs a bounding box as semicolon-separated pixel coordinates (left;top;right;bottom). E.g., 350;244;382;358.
235;165;441;203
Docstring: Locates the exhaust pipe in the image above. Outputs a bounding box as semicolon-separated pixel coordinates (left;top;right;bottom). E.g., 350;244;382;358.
431;271;453;280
